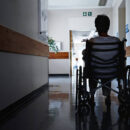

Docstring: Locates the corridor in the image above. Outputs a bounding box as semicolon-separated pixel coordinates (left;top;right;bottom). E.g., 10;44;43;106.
0;76;130;130
0;0;130;130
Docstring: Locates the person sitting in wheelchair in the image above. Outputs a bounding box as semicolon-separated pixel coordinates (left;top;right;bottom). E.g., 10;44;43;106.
82;15;125;106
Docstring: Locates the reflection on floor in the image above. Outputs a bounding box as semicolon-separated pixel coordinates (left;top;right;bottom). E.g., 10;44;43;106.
0;76;130;130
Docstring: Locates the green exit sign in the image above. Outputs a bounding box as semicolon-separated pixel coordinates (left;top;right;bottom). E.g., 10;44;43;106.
88;12;92;16
83;12;87;16
83;12;92;16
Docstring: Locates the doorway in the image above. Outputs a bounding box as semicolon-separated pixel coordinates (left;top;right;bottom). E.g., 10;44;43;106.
70;30;97;76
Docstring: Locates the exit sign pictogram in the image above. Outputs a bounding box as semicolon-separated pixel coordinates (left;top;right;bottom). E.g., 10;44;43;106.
88;12;92;16
83;12;87;16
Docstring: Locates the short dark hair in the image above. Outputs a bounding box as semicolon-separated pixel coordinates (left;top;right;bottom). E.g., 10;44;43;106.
95;15;110;33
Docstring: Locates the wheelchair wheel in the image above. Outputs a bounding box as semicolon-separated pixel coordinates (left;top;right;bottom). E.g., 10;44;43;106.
83;67;87;90
80;91;90;103
118;89;130;104
118;105;130;118
118;89;127;104
126;65;130;88
78;104;90;116
78;66;83;104
76;69;79;109
79;66;82;87
118;66;130;105
76;66;83;108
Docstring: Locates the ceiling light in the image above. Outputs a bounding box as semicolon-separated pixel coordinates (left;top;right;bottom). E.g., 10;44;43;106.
99;0;107;6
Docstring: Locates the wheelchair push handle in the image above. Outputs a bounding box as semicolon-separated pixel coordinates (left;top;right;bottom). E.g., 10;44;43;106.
122;38;127;43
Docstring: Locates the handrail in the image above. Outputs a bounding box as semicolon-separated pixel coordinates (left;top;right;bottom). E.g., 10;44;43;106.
0;25;49;57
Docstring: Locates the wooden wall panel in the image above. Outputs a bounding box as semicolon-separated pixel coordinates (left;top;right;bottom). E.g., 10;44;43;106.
49;52;69;59
49;93;69;100
126;46;130;57
0;25;49;57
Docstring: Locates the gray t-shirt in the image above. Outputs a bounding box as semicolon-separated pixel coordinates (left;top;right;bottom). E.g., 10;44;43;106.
88;36;121;78
90;36;120;61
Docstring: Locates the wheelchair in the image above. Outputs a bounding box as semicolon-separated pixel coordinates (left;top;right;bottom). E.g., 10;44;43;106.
75;39;130;117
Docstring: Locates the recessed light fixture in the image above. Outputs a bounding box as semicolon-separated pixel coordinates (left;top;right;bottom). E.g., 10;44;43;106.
98;0;107;6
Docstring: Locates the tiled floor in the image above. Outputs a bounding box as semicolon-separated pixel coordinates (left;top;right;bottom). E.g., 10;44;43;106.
0;76;130;130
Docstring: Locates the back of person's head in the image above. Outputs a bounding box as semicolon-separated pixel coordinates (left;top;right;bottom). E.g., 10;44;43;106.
95;15;110;34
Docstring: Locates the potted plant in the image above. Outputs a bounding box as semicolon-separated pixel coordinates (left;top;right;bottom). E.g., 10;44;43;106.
48;37;58;53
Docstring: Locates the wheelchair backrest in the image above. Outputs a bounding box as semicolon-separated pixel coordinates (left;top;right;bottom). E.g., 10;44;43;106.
86;40;125;79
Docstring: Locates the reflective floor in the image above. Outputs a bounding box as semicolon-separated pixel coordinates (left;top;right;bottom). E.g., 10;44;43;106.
0;76;130;130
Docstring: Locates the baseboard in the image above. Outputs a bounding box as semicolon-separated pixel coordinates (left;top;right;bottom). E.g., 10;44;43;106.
0;83;48;123
49;74;69;76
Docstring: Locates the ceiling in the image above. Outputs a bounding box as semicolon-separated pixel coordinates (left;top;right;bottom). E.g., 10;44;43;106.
48;0;115;9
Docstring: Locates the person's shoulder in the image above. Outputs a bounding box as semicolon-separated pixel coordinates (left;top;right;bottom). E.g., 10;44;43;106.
88;36;121;43
88;36;99;42
107;36;121;42
88;38;94;43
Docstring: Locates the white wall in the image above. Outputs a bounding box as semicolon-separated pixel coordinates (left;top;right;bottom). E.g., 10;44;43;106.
0;0;48;44
49;59;70;74
48;8;113;74
118;7;126;40
0;0;49;110
112;0;124;38
112;0;130;64
0;52;48;110
48;8;113;51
